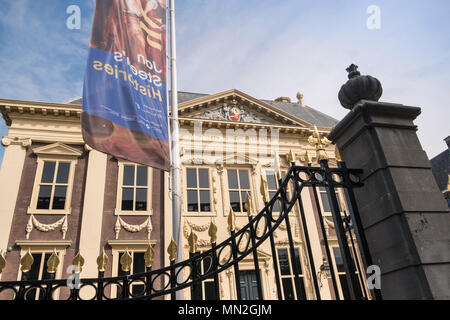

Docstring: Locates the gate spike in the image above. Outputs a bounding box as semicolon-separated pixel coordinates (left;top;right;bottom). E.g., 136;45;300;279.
120;249;133;272
260;174;269;203
20;249;34;273
244;191;253;216
208;219;218;244
72;252;85;273
287;149;296;163
228;208;236;232
188;230;198;253
144;244;154;268
0;251;6;274
335;145;343;162
97;248;109;272
167;239;178;261
274;152;282;180
47;249;60;274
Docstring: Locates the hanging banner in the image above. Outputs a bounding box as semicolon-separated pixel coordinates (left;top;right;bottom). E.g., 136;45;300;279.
82;0;169;171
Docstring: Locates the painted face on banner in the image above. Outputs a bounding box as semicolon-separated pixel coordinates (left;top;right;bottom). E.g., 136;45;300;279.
228;107;240;122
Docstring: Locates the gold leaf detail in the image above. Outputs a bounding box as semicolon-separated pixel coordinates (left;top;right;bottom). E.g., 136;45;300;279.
20;249;34;273
47;249;60;274
228;208;236;232
208;220;218;244
120;250;133;272
188;230;198;253
144;244;154;268
97;249;108;272
72;252;85;273
167;239;178;261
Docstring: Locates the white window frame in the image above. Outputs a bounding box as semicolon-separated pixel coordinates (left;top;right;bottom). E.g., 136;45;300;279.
115;160;153;216
275;246;307;300
226;167;254;216
183;166;214;216
28;143;82;215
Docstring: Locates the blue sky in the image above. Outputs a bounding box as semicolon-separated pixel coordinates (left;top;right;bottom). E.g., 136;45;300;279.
0;0;449;167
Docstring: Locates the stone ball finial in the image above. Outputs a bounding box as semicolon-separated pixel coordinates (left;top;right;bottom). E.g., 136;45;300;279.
338;64;383;110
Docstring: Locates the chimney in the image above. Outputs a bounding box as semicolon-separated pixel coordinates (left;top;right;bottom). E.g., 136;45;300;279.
297;92;305;107
445;136;450;149
275;96;291;103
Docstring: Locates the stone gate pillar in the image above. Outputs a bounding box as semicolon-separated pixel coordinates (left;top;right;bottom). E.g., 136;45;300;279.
328;65;450;300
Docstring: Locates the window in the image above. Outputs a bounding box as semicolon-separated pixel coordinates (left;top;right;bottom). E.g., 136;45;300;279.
191;251;217;300
265;170;287;212
331;247;363;300
186;168;211;213
23;252;53;300
117;251;147;295
227;169;251;213
28;143;81;215
116;162;153;215
318;187;342;213
277;248;306;300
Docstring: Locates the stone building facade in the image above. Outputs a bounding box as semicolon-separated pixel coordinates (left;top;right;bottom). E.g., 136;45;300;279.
0;89;364;300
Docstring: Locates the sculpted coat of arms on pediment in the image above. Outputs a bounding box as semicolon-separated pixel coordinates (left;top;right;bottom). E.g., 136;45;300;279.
194;104;271;124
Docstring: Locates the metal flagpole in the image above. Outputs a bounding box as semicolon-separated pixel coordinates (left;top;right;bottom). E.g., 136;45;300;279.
169;0;183;300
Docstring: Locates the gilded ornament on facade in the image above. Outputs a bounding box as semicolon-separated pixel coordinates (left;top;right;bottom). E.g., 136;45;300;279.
308;126;332;163
120;250;133;272
97;249;108;272
188;230;198;253
47;250;60;274
228;208;236;232
20;249;34;273
72;252;85;273
167;239;178;261
144;244;154;268
208;219;218;244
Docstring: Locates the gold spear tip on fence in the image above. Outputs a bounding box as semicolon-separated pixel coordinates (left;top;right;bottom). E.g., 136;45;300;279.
120;249;133;272
274;152;282;180
144;244;154;268
244;192;253;217
0;250;6;274
304;150;312;164
97;248;108;272
208;219;218;244
335;145;343;162
260;174;269;203
188;230;198;253
287;149;296;163
20;249;34;273
72;252;85;273
167;238;178;261
228;207;236;232
47;249;60;274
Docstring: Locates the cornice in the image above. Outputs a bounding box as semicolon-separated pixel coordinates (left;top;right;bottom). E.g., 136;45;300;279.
1;136;32;148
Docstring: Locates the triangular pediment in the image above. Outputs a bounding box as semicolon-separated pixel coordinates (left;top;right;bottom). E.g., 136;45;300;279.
32;142;83;158
178;89;311;127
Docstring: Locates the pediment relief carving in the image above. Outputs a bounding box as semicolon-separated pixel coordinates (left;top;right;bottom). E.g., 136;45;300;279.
32;142;83;158
194;104;273;125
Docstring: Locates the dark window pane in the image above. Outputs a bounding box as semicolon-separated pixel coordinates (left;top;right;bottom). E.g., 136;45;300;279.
270;191;280;212
37;185;52;209
133;253;145;274
135;188;147;211
27;254;42;281
121;188;134;211
320;192;331;212
266;171;277;190
227;170;238;189
333;247;345;273
41;162;56;183
52;186;67;210
204;281;216;300
56;162;70;184
123;165;135;186
294;248;303;274
187;190;198;212
278;249;291;275
282;278;295;300
229;191;240;212
136;166;147;186
199;190;210;212
186;169;197;188
239;170;250;189
198;169;209;188
297;278;307;300
41;253;52;281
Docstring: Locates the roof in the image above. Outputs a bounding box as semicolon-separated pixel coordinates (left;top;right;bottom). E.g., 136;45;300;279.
430;149;450;192
69;90;338;128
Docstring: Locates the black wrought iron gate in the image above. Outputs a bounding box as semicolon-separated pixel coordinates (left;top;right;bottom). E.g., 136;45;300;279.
0;155;381;301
